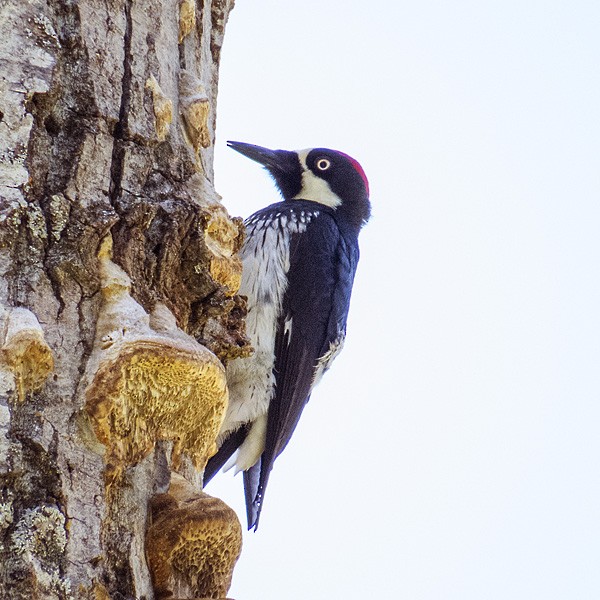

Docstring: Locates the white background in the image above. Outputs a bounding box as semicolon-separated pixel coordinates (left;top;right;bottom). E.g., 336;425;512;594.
209;1;600;598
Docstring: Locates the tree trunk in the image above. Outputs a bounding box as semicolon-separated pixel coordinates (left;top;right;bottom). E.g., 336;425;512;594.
0;0;246;598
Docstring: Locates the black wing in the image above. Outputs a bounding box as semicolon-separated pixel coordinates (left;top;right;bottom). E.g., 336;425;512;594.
203;424;249;485
245;210;360;529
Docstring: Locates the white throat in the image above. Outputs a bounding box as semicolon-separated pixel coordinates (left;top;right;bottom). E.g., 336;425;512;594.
292;149;342;208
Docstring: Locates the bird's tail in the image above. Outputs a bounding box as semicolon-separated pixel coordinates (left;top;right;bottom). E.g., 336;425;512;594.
243;456;276;531
243;463;261;530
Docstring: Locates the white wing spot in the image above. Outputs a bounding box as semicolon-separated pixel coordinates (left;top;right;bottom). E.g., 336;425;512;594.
284;316;293;344
313;334;346;387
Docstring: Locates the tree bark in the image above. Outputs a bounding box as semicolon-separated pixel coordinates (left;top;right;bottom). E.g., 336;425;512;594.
0;0;245;598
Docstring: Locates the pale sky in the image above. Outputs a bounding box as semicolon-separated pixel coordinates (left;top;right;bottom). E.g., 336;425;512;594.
209;2;600;598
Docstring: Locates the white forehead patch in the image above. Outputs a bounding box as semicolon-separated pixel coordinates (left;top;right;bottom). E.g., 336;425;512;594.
292;149;342;208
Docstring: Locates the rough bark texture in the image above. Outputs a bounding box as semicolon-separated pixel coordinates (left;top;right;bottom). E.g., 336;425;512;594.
0;0;246;598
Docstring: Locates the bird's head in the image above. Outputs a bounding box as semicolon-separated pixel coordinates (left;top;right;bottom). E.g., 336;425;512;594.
227;141;371;230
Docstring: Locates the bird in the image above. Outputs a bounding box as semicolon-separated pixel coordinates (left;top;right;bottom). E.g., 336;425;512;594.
203;141;371;530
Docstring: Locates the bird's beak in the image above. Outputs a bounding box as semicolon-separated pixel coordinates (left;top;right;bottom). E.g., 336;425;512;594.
227;141;298;174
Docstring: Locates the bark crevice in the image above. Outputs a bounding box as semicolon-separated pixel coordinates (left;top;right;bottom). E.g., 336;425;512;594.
109;0;134;205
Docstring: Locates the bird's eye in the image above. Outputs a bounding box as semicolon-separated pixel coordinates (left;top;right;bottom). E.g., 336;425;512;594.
316;158;331;171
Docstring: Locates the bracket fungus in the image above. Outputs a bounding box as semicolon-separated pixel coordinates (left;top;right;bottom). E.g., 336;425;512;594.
146;473;242;600
0;305;54;401
180;71;212;155
146;74;174;142
85;237;229;486
179;0;196;43
204;212;244;297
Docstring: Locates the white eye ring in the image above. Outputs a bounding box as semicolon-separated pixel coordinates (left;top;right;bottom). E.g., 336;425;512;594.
316;158;331;171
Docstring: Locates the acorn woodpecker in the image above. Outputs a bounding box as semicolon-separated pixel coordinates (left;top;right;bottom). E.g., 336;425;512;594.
203;141;371;530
